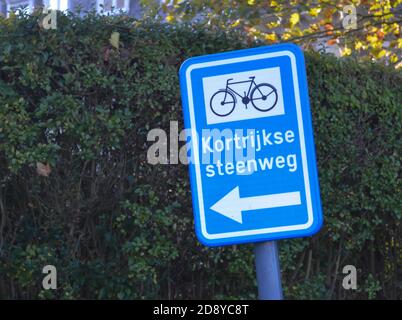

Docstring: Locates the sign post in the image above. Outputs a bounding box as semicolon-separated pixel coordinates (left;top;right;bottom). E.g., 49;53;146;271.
254;241;283;300
179;44;323;299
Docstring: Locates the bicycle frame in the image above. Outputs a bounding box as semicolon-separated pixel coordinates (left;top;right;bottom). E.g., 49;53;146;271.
225;76;256;100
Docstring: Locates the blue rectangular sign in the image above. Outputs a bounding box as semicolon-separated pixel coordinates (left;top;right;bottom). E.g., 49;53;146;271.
179;44;323;246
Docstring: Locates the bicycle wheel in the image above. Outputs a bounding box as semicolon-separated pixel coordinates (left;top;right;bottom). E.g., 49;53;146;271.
250;83;278;112
210;90;236;117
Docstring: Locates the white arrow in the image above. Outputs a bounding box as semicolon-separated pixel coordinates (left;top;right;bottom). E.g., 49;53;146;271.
210;187;301;224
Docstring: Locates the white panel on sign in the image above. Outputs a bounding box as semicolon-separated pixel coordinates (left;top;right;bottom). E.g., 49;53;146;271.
203;67;285;125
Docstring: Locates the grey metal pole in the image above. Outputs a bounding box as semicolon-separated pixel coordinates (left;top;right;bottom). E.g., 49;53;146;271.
254;241;283;300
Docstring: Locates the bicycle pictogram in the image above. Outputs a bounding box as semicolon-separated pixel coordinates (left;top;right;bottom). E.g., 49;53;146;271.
209;76;278;117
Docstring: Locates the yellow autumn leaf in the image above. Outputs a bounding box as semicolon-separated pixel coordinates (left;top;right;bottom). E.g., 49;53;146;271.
355;41;363;50
265;33;277;42
366;35;377;44
266;21;280;28
309;7;320;17
342;47;352;56
109;32;120;49
166;14;175;23
376;49;386;59
248;0;255;5
231;19;241;28
290;13;300;27
372;41;382;50
370;3;381;11
391;22;400;33
397;38;402;49
392;0;402;8
390;54;398;64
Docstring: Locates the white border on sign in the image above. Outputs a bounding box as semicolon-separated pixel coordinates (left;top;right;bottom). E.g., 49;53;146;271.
185;50;313;239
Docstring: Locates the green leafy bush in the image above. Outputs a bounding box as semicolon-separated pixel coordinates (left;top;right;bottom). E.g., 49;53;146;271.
0;11;400;299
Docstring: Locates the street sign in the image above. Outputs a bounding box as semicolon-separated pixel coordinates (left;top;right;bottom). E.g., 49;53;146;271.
179;44;323;246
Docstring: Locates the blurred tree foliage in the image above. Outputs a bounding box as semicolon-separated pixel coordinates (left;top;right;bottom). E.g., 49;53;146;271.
157;0;402;68
0;12;400;299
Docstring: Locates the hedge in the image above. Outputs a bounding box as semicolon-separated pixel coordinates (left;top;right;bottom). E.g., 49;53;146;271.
0;11;400;299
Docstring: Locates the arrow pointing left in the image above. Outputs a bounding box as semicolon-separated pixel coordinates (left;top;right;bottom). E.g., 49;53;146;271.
210;187;302;224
